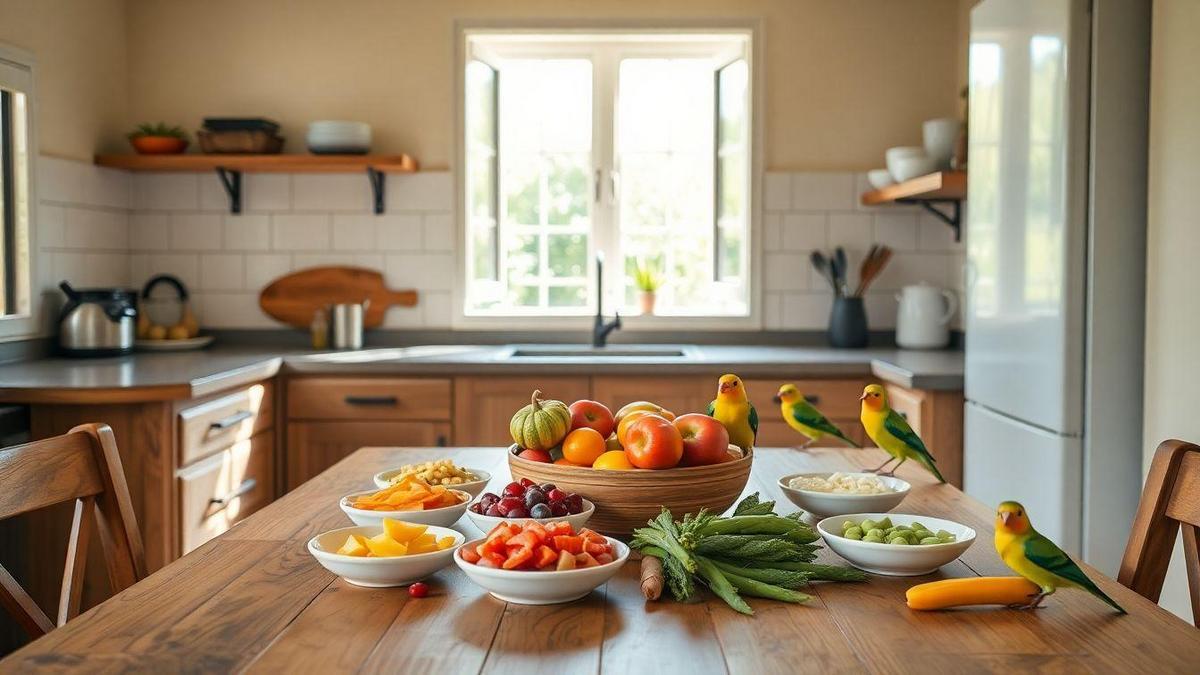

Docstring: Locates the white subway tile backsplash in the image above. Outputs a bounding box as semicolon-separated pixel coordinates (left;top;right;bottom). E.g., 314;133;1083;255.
171;213;222;250
86;166;131;210
781;293;832;330
387;173;453;211
293;174;370;212
385;253;454;291
244;174;291;212
198;173;230;212
293;252;358;268
224;214;270;250
272;214;330;250
64;207;128;250
872;252;950;291
133;173;199;211
763;173;791;212
422;213;454;252
245;253;292;290
38;204;65;249
917;212;964;251
781;213;826;251
421;291;453;328
762;292;784;329
146;253;200;290
196;292;275;328
332;214;377;251
199;254;245;291
791;172;854;211
764;252;809;292
762;213;782;251
376;214;423;251
130;213;169;251
872;212;919;251
863;292;899;328
828;213;873;251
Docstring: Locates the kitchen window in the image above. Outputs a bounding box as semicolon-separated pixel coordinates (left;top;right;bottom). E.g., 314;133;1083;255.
461;31;753;319
0;44;33;327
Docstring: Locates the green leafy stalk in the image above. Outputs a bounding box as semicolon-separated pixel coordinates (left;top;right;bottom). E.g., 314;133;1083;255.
732;493;777;516
719;569;813;604
724;538;810;562
693;534;816;557
706;559;812;589
697;515;818;541
631;509;696;572
739;560;868;582
695;556;754;615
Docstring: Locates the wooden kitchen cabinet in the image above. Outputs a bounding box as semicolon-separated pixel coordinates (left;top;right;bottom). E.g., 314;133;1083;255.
285;421;450;489
178;431;275;554
884;384;964;486
453;376;590;446
590;375;712;417
742;378;869;449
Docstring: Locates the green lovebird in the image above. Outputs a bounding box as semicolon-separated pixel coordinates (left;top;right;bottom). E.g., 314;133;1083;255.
708;374;757;453
858;384;945;482
994;501;1125;613
773;383;859;448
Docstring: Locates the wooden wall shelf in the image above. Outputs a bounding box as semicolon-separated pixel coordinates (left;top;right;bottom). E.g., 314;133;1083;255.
94;154;419;214
860;170;966;241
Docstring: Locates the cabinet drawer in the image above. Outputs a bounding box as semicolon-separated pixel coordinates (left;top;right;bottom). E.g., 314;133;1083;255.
287;378;452;421
178;382;274;466
178;431;274;554
741;378;869;420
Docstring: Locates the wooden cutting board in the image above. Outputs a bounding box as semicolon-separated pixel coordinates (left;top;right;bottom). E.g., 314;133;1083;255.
258;266;418;329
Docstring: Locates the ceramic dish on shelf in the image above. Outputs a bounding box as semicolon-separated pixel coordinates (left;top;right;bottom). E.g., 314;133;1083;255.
306;120;372;154
339;489;471;528
308;524;463;587
464;499;594;535
777;472;910;518
134;335;215;351
372;467;491;497
454;535;629;604
867;168;895;190
816;513;975;576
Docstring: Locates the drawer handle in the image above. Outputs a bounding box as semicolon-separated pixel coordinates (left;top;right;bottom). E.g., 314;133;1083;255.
209;410;254;431
344;395;399;406
209;478;257;509
803;394;820;405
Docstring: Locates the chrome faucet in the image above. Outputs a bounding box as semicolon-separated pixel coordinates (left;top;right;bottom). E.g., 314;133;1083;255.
592;252;621;347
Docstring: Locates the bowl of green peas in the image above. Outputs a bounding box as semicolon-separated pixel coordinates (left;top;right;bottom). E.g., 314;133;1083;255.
815;513;975;576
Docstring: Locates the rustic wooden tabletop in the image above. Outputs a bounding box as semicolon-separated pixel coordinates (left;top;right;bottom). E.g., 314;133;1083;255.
4;446;1199;674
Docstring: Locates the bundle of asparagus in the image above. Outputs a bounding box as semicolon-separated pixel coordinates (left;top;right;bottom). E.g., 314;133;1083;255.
633;493;865;614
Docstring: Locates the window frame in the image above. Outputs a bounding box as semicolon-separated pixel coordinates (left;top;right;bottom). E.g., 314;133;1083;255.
453;21;764;331
0;43;37;341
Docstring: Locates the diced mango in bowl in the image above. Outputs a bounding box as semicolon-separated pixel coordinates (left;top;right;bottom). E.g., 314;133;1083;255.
350;475;465;512
335;518;458;558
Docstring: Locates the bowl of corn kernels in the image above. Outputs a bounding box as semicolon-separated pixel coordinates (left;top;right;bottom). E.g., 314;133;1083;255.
373;459;492;497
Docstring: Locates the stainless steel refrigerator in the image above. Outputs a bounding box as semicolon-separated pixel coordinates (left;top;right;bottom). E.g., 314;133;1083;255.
963;0;1150;573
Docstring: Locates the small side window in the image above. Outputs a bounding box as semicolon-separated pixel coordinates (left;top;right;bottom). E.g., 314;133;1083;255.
0;46;33;321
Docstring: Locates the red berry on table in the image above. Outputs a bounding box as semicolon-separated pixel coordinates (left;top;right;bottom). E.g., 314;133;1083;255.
503;482;524;498
408;582;429;598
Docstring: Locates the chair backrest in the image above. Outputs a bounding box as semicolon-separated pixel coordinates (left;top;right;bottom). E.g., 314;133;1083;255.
1118;438;1200;627
0;423;146;639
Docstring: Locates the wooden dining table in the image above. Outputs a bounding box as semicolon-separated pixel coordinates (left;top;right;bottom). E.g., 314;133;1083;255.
3;446;1199;674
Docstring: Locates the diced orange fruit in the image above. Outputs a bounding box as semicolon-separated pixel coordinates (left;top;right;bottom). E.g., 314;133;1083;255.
437;536;456;550
335;534;369;557
366;532;408;557
383;518;427;543
349;476;464;511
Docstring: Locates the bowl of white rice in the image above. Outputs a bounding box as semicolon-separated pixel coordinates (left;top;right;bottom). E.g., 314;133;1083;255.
777;472;910;518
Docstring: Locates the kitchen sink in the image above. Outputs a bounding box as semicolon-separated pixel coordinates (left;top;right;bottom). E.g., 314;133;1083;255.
504;346;695;359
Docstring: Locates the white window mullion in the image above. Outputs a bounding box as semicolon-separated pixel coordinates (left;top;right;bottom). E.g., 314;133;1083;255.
591;46;619;316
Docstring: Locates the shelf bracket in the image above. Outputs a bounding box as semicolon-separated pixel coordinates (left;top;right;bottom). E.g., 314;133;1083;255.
367;167;385;214
215;167;242;214
903;199;961;242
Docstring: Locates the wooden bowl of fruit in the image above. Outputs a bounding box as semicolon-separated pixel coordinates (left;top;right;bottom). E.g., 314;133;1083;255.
505;391;753;537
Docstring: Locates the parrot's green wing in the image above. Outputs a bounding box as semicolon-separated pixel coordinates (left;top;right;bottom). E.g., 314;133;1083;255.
883;409;945;482
748;403;759;440
1024;533;1126;613
790;400;860;447
706;400;716;417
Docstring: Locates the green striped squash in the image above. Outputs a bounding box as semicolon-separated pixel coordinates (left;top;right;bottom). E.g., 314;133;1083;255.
509;390;572;451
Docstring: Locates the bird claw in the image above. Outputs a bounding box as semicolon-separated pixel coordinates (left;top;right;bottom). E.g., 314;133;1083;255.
878;470;897;477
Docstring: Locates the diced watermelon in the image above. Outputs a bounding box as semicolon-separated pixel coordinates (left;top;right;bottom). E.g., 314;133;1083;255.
502;546;533;570
487;522;517;539
481;536;507;557
575;552;600;568
553;535;584;555
595;552;614;565
556;551;577;570
579;528;606;544
506;531;541;550
545;521;573;537
524;521;548;543
584;540;610;556
533;544;559;569
459;547;481;563
477;552;504;568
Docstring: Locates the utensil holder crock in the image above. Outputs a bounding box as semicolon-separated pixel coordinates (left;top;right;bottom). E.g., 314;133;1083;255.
828;296;868;348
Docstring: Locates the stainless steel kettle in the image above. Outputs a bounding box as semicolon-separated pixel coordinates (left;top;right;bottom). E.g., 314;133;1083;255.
57;281;137;357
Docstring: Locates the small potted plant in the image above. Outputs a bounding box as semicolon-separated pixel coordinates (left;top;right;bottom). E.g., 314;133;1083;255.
634;259;662;315
127;122;189;155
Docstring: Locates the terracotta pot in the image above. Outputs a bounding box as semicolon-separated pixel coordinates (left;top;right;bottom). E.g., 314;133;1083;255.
130;136;188;155
638;291;656;315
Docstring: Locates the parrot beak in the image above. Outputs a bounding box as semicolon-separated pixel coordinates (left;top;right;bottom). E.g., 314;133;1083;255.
719;382;732;393
859;392;868;401
999;511;1013;527
772;394;782;404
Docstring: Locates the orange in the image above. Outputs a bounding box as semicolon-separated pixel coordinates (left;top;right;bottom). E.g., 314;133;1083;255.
592;450;635;470
562;427;606;466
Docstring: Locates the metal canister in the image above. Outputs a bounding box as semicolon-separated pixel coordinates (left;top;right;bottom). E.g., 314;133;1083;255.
330;301;366;349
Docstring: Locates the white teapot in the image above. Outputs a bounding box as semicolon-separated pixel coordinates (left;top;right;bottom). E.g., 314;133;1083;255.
895;283;957;349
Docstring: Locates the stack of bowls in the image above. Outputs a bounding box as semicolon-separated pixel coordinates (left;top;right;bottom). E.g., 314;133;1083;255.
886;146;937;183
306;121;372;154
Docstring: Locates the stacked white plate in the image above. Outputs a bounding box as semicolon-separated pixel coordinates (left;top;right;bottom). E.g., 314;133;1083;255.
307;120;372;154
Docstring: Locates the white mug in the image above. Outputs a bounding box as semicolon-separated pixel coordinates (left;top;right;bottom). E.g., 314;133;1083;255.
895;283;957;349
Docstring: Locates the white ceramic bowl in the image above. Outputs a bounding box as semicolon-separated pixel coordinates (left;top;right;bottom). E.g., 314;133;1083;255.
816;512;975;576
306;121;372;154
308;524;464;587
867;168;895;190
922;117;960;168
778;472;910;518
890;155;939;183
464;499;595;534
372;468;492;497
339;489;471;528
455;535;630;604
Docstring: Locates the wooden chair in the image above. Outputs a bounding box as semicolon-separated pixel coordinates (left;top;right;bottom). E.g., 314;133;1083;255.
0;423;146;639
1119;439;1200;626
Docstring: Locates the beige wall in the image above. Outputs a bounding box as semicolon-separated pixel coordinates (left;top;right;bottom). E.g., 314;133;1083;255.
125;0;963;171
0;0;129;160
1143;0;1200;621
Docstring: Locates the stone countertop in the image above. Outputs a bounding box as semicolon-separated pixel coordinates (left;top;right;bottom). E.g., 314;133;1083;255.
0;343;963;403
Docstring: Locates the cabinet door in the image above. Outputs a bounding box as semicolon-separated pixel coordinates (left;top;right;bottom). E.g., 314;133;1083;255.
286;421;451;490
178;431;275;554
590;376;712;417
453;376;590;446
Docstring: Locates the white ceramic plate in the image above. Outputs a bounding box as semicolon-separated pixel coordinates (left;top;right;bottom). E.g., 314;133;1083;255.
455;535;629;604
372;468;491;497
339;489;471;528
777;472;910;518
135;335;214;351
816;512;975;576
464;499;594;535
308;524;463;587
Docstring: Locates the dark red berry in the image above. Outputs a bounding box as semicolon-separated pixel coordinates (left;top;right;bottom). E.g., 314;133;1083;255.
563;494;584;513
519;478;536;488
485;504;504;517
408;582;429;598
546;488;567;502
523;489;547;509
539;483;557;493
530;503;553;519
549;501;569;517
503;482;524;498
506;507;529;518
497;497;523;515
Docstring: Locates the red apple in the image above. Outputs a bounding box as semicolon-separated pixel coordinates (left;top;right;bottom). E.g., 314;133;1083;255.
623;414;683;469
517;448;552;463
673;413;732;466
569;399;615;438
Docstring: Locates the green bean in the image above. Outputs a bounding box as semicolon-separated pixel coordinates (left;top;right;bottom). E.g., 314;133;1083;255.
706;558;812;589
695;557;753;614
721;570;812;603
